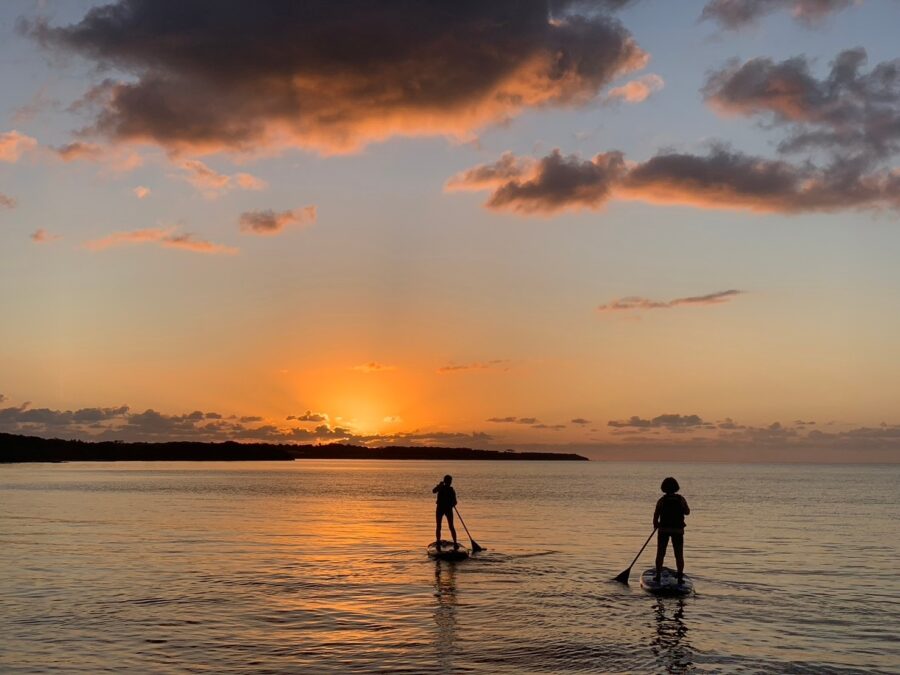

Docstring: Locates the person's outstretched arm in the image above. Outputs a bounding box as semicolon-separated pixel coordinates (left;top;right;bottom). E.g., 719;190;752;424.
432;483;442;494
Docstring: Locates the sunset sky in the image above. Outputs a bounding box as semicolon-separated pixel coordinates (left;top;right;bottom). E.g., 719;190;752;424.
2;0;899;461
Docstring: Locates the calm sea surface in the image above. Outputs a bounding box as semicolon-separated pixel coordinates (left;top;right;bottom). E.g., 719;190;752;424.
1;461;897;674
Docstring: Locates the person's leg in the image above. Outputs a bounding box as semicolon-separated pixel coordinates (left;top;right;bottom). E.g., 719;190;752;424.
435;507;442;544
446;509;458;547
655;532;669;580
673;533;685;580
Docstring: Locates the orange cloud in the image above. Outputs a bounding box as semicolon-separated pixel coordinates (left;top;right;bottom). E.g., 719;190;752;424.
133;186;151;199
52;140;144;172
0;130;38;162
606;74;664;103
83;226;237;255
176;159;266;197
29;3;647;154
31;229;61;244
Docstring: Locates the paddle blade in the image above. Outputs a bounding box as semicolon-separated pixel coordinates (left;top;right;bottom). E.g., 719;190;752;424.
471;540;485;553
614;568;631;584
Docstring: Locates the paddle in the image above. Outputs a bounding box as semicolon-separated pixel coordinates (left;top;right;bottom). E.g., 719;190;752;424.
454;507;484;552
614;527;657;584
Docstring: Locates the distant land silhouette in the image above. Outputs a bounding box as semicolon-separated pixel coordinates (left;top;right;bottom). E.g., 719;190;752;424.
0;433;589;463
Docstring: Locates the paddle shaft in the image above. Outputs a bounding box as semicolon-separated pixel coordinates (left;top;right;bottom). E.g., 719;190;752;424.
626;528;657;572
453;507;482;551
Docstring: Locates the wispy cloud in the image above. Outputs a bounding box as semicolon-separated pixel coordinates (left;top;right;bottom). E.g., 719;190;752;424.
438;359;511;374
597;290;744;313
608;413;708;430
0;192;16;209
287;411;329;423
83;226;237;255
176;159;266;197
52;141;143;172
486;416;540;424
701;0;859;30
352;362;395;373
239;206;316;235
0;130;38;162
31;229;61;244
133;186;151;199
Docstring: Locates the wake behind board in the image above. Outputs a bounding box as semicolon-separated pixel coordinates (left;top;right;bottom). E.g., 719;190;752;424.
427;540;470;561
640;567;694;596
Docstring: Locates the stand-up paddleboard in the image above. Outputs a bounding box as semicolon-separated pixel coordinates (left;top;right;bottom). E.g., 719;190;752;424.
427;540;470;561
640;567;694;596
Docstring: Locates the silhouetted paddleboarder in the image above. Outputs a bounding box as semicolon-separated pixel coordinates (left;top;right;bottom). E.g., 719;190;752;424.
432;475;459;550
654;477;690;583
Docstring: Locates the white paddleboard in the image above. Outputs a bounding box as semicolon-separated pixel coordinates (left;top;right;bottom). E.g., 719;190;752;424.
640;567;694;596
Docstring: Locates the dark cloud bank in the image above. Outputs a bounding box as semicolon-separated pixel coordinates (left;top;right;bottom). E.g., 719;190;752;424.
25;0;647;154
1;399;897;461
451;46;900;216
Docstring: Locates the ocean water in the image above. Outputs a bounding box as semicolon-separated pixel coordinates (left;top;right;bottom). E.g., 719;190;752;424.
1;460;897;674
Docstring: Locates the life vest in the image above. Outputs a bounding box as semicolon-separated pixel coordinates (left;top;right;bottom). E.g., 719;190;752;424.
435;485;457;509
657;494;686;529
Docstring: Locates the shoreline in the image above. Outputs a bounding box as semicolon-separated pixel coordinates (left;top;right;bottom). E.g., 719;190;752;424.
0;432;589;463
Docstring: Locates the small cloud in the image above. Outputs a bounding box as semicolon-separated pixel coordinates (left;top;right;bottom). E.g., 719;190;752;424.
176;158;266;197
133;186;151;199
352;362;395;373
609;413;705;429
31;229;61;244
571;418;591;425
0;130;38;162
531;423;566;430
606;74;664;103
239;415;263;423
239;206;317;235
83;226;237;255
234;173;267;190
11;87;60;125
597;290;744;313
0;192;17;209
701;0;858;30
485;416;541;424
383;416;403;424
163;232;237;255
287;410;329;423
54;141;104;161
437;359;510;374
53;141;143;172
